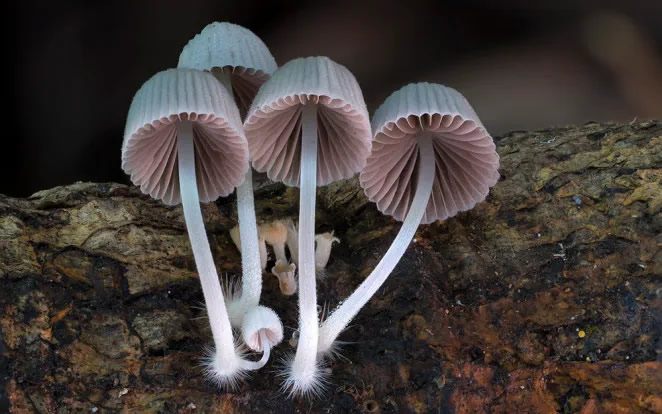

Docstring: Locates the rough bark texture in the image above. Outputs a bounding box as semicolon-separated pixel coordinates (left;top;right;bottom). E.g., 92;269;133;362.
1;120;661;413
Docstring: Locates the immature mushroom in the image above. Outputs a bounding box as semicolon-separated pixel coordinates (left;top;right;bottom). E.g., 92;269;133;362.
261;220;297;293
317;82;500;356
259;220;289;263
271;260;297;295
284;220;339;274
241;306;284;369
179;22;278;329
122;68;257;387
314;231;339;273
244;56;372;396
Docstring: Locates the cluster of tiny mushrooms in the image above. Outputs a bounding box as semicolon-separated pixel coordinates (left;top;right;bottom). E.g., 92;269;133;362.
121;22;499;397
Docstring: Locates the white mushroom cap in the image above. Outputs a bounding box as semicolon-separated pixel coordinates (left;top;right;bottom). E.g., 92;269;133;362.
122;68;248;205
178;22;277;114
244;56;372;187
241;306;284;352
361;83;500;224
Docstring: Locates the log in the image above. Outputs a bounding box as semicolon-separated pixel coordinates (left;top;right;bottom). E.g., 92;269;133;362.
1;120;661;413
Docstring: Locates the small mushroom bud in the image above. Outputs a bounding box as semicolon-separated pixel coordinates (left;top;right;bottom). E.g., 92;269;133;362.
315;231;339;272
260;220;289;263
240;306;284;370
271;260;297;295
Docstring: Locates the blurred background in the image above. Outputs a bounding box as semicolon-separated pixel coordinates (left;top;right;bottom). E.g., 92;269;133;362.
5;0;662;198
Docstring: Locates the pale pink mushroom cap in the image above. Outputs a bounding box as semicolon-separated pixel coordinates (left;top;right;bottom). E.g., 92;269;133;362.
360;83;500;224
178;22;277;114
122;68;248;205
243;56;372;187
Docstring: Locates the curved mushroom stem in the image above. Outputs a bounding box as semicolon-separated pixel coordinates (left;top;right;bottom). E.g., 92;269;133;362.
317;133;436;355
176;121;243;384
239;330;271;371
288;102;321;393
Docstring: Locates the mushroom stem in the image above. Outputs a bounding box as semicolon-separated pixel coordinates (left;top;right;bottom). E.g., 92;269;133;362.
214;70;234;98
214;70;263;327
290;102;321;390
239;330;271;371
231;166;263;325
317;133;436;355
176;121;238;369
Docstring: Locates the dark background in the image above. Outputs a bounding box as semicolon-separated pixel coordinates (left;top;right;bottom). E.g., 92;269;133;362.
5;0;662;198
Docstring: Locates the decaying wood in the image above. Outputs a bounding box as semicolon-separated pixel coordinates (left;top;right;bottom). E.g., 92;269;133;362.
1;120;661;413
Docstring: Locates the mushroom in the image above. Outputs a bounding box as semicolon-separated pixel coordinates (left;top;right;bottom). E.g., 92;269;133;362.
271;260;297;295
122;68;258;387
314;231;339;273
179;22;278;329
285;220;338;275
261;219;297;295
240;306;284;369
317;83;500;356
244;57;372;396
259;220;289;263
178;22;277;116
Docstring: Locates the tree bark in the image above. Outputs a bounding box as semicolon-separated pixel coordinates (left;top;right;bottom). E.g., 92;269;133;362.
1;120;661;413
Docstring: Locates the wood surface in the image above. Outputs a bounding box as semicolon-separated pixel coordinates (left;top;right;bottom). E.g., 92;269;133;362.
1;120;661;413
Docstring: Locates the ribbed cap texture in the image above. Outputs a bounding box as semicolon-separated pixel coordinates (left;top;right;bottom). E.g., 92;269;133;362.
244;56;372;187
122;68;248;205
177;22;277;115
360;83;500;224
178;22;277;77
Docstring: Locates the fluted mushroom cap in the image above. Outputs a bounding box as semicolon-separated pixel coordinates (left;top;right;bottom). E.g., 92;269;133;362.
241;306;284;352
360;83;500;224
244;56;372;187
178;22;277;114
122;68;248;205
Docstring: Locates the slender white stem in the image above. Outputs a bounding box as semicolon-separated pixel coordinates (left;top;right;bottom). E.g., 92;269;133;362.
176;121;237;364
233;167;262;323
212;71;263;328
317;133;436;354
290;103;320;386
239;330;271;371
